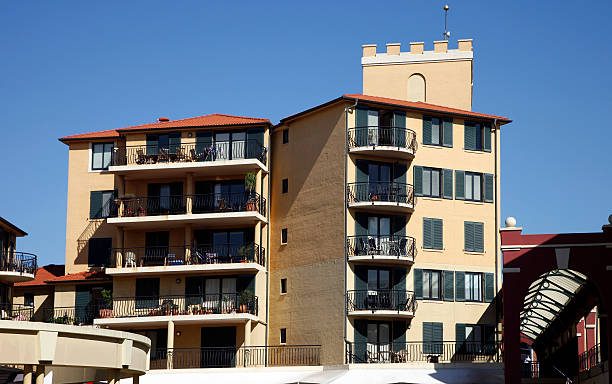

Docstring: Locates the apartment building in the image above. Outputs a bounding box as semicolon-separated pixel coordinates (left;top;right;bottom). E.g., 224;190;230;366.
270;39;510;365
58;114;273;368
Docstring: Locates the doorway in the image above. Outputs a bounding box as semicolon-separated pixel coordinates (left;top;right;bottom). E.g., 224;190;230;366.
201;326;237;367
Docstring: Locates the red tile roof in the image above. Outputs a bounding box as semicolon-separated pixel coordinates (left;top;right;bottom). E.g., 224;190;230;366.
60;113;271;142
280;94;511;124
14;264;65;287
44;270;111;284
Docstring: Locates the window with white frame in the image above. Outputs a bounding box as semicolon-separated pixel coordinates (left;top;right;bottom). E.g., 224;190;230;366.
464;172;482;202
465;272;482;302
92;143;113;170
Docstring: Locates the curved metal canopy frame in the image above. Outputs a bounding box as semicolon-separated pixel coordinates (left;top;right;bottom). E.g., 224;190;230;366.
519;269;587;342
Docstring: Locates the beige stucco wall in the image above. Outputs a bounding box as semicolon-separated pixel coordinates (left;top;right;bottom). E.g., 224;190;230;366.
12;286;54;321
363;60;473;110
54;284;77;307
269;103;348;365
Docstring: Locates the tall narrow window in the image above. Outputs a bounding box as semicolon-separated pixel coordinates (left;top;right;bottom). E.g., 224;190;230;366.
282;129;289;144
280;328;287;344
280;278;287;294
24;294;34;307
465;272;482;302
92;143;113;170
422;270;441;300
465;172;483;202
282;179;288;194
281;228;287;244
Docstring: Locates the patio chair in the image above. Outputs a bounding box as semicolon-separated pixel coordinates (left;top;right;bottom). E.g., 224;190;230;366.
368;238;379;255
358;238;369;256
136;149;147;164
124;251;136;267
397;238;407;257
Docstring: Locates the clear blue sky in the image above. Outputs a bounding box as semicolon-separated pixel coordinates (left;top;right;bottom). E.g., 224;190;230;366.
1;1;610;266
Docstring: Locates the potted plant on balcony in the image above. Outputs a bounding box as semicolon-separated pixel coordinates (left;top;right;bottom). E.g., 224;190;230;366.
238;244;254;263
171;304;179;316
98;289;114;318
244;172;257;211
238;290;254;313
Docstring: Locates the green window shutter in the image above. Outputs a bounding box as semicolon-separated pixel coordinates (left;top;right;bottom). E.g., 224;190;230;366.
484;273;495;303
393;268;407;291
442;169;453;199
423;218;433;249
394;162;407;185
422;322;433;354
484;174;494;203
464;222;475;252
393;112;406;147
354;265;368;291
168;132;181;154
483;124;492;152
393;215;407;238
442;117;453;147
355;213;368;255
413;166;423;197
456;323;466;352
455;170;465;200
422;116;432;145
455;272;465;302
443;270;454;301
355;159;368;183
464;122;475;150
247;128;265;158
353;320;368;362
393;321;407;352
414;269;423;299
355;108;369;147
432;322;443;354
89;191;102;219
475;222;484;252
433;219;443;250
146;134;159;155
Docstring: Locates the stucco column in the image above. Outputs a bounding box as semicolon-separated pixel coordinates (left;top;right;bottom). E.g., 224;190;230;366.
244;320;251;346
185;224;192;263
186;172;194;214
34;365;44;384
107;368;120;384
22;365;32;384
132;374;140;384
167;320;175;369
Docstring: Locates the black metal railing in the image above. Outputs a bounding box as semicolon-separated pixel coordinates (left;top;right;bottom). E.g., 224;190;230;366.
0;303;34;321
191;191;266;216
347;182;415;207
346;341;502;364
579;343;601;372
346;290;417;313
348;126;418;153
0;251;37;275
346;235;416;260
118;196;187;217
108;243;266;268
97;293;258;318
112;140;267;167
520;362;568;379
41;306;95;325
150;345;321;369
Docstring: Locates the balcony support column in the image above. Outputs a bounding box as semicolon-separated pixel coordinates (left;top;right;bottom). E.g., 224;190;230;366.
34;365;44;384
117;175;126;217
132;374;140;384
22;365;33;384
186;172;194;214
115;227;124;267
107;368;120;384
244;320;251;346
167;320;175;369
185;225;192;263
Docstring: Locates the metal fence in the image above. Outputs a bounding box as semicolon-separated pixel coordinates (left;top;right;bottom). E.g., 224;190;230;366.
41;306;95;325
347;126;418;153
347;182;415;207
0;252;37;275
346;290;417;313
0;304;33;321
346;235;416;260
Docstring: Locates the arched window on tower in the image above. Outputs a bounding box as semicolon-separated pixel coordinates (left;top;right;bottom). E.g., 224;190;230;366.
407;74;426;102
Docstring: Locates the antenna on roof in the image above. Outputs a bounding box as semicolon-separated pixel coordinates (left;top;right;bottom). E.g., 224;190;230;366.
443;4;451;40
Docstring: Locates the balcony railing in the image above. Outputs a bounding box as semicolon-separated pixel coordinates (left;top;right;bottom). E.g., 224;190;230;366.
112;140;267;167
346;290;417;313
115;192;266;217
579;343;602;372
346;341;502;364
109;243;266;268
42;306;95;325
347;182;415;207
347;235;416;260
0;252;37;275
97;293;258;318
150;345;321;369
348;126;418;153
0;304;33;321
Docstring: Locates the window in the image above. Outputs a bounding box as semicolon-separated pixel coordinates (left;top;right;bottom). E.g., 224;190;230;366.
281;228;287;244
282;179;288;194
422;218;443;250
423;322;443;354
423;116;452;147
88;238;112;267
422;270;441;300
92;143;113;170
465;272;482;302
135;278;160;309
90;190;117;219
422;168;441;198
465;172;482;202
464;122;491;152
414;167;453;199
282;129;289;144
24;294;34;307
280;278;287;294
280;328;287;344
367;322;391;356
464;221;484;252
456;324;496;354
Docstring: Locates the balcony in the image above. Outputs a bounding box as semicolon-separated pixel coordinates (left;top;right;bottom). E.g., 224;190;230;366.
347;235;416;265
347;182;415;213
108;140;268;179
348;126;417;159
346;290;417;319
107;192;267;228
106;244;266;276
0;303;34;321
345;341;502;364
0;252;37;283
150;345;321;369
94;293;259;328
42;306;95;325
